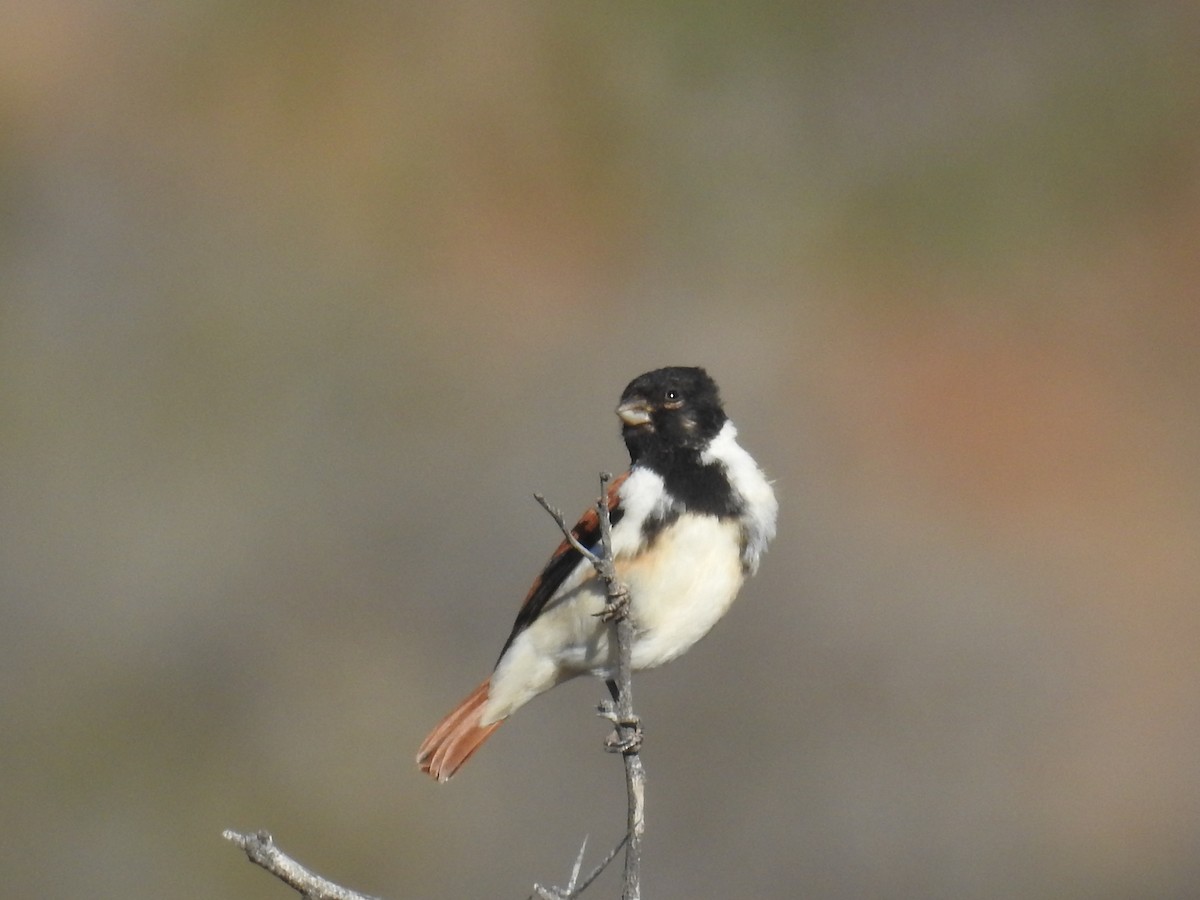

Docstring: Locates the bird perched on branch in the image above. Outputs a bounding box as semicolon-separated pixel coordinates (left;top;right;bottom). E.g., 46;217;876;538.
417;366;777;781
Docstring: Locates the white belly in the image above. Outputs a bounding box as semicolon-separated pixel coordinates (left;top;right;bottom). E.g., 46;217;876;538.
482;514;745;724
621;515;745;669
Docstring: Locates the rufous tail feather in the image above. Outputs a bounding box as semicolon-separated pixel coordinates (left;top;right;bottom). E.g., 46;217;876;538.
416;679;503;782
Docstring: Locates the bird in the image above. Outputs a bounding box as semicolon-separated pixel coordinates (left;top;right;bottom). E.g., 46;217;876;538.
416;366;777;781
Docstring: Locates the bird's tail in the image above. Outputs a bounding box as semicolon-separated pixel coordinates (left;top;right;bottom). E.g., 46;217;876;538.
416;679;503;782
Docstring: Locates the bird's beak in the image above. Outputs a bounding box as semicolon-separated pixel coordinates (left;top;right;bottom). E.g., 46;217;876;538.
616;400;652;427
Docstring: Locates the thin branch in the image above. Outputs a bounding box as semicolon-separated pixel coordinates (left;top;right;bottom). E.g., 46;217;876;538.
531;835;588;900
574;832;628;896
534;473;645;900
531;833;629;900
593;472;645;900
222;829;382;900
227;475;646;900
565;835;590;895
533;494;603;565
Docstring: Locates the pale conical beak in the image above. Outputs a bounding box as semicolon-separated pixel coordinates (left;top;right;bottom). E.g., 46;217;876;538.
616;401;652;426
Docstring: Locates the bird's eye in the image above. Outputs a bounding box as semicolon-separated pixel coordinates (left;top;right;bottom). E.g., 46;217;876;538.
664;388;682;406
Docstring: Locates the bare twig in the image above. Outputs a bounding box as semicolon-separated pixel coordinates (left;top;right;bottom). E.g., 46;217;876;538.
222;829;382;900
596;475;646;900
227;475;646;900
576;833;629;895
531;833;629;900
535;473;645;900
533;494;603;565
531;836;589;900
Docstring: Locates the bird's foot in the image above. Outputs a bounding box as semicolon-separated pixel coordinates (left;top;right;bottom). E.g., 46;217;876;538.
595;585;631;623
597;701;642;753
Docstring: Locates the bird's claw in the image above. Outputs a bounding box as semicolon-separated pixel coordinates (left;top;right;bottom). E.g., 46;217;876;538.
595;585;631;622
605;725;643;754
597;701;642;753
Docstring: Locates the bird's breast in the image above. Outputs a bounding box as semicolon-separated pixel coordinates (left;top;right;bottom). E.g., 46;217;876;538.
619;513;746;670
485;511;748;722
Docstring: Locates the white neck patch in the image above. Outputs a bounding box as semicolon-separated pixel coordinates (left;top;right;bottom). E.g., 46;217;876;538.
700;420;778;573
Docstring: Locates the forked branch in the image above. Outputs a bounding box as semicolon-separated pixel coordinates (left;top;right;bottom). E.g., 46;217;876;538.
225;476;646;900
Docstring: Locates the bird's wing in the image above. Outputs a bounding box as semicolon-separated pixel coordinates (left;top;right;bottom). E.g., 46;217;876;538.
494;470;629;664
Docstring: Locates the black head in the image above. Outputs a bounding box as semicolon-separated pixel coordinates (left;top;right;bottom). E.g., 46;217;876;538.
616;366;727;465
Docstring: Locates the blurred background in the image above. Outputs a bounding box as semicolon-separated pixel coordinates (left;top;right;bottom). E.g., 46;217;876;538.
2;4;1199;898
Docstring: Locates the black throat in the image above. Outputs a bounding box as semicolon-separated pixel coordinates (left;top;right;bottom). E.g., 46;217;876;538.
643;446;742;520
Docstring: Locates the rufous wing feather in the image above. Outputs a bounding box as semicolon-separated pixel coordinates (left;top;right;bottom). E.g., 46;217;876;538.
416;679;503;782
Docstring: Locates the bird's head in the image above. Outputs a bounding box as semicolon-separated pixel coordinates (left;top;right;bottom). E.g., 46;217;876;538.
616;366;727;464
